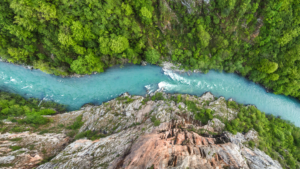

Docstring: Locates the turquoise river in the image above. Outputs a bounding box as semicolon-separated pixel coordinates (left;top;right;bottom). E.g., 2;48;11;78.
1;61;300;126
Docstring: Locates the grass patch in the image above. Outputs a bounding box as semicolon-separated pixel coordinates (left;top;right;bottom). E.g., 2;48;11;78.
151;92;164;101
151;116;161;126
75;130;108;140
154;120;161;126
66;130;77;137
10;146;22;151
39;155;56;165
67;115;84;130
129;122;141;128
39;129;49;135
9;137;22;141
10;126;27;133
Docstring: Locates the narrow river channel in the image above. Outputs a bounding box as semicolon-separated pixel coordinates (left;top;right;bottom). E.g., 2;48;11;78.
1;61;300;126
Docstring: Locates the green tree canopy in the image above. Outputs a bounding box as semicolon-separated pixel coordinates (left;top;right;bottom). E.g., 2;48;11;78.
258;59;278;74
145;49;160;64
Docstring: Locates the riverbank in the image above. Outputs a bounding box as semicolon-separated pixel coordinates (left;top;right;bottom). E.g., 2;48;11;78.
0;58;91;78
0;57;201;78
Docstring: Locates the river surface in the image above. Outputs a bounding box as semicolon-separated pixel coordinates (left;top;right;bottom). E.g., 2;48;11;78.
1;61;300;126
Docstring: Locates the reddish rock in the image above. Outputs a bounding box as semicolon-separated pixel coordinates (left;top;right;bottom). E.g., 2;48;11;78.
113;123;249;169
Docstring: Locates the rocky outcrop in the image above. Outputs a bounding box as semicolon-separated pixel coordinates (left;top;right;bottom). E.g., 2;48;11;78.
1;92;282;169
0;132;69;169
37;126;144;169
111;122;249;169
207;118;225;132
37;121;282;169
141;61;147;66
208;97;238;121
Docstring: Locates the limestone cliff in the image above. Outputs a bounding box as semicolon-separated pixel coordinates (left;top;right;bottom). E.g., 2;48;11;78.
0;92;282;169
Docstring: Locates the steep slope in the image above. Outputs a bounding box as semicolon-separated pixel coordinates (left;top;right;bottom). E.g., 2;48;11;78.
0;91;283;169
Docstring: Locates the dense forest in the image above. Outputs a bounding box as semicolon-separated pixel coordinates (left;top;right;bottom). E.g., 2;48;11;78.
0;0;300;99
225;101;300;169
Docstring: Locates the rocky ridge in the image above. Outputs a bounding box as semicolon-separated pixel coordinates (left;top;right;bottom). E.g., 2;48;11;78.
0;92;282;169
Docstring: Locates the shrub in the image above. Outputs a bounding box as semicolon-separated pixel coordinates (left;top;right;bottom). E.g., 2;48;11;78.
151;116;156;122
177;94;182;103
39;109;56;115
21;113;49;125
125;97;134;103
154;120;161;126
75;130;107;140
186;100;200;112
228;101;239;109
10;126;26;132
0;91;66;121
248;141;255;148
194;108;214;125
10;138;22;141
67;115;84;130
39;130;49;135
153;92;164;100
66;130;77;137
10;146;22;151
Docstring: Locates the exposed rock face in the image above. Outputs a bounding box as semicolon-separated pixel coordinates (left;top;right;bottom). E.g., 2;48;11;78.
207;118;225;132
0;132;69;169
225;130;282;169
112;122;249;169
141;61;147;66
38;126;144;169
37;121;282;169
1;92;282;169
242;147;282;169
208;97;238;121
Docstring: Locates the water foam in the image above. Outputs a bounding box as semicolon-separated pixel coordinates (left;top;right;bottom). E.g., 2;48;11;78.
1;62;300;126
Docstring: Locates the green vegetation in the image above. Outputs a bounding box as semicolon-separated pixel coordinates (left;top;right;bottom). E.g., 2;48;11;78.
170;94;183;104
9;145;22;151
64;114;85;138
38;129;49;135
38;155;56;166
9;137;22;141
1;0;300;100
194;109;214;124
124;97;135;103
0;91;66;125
147;165;154;169
116;96;135;103
225;105;300;168
75;130;107;140
9;126;26;133
151;115;161;126
185;99;213;125
176;95;300;168
227;101;239;109
66;115;84;130
151;92;164;101
153;120;161;126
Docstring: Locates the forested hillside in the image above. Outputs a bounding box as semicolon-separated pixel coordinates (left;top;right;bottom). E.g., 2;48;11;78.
0;0;300;99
